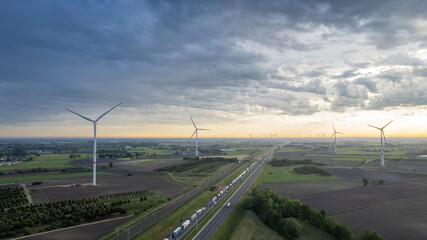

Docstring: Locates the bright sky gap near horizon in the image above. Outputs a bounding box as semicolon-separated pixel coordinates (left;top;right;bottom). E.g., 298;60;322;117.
2;0;427;138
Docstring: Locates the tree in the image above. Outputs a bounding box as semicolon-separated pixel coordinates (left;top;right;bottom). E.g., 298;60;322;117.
378;179;384;185
282;217;302;240
109;161;113;168
359;230;384;240
362;178;369;186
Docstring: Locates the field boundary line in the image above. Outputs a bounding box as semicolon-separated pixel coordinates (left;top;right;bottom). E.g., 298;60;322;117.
330;205;371;215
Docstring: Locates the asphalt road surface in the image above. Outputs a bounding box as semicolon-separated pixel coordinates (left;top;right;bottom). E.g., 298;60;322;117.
192;148;275;240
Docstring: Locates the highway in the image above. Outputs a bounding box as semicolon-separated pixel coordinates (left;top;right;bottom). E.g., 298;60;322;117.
192;148;275;240
110;153;258;240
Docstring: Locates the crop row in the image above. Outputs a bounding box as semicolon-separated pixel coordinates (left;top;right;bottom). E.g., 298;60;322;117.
0;187;28;209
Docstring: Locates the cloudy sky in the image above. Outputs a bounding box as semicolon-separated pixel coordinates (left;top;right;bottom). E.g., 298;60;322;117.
1;0;427;138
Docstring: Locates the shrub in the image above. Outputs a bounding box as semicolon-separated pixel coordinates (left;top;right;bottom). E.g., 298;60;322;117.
362;178;369;186
359;230;384;240
282;217;302;240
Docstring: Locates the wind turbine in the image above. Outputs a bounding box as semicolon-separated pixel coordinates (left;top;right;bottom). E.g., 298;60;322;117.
66;102;122;186
189;116;210;157
331;125;343;154
368;120;393;168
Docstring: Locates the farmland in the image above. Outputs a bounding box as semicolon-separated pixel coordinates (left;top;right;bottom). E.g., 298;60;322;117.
0;186;28;208
0;189;167;239
0;171;109;184
0;154;87;171
259;143;427;240
30;172;189;204
258;163;334;183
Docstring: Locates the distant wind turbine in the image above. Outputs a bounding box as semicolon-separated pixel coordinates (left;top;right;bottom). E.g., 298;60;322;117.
368;120;393;168
189;116;210;157
331;125;343;154
66;102;122;186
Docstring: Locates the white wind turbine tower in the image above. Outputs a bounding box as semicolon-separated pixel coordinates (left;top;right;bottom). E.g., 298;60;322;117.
66;102;122;186
331;125;343;154
368;120;393;168
189;116;210;157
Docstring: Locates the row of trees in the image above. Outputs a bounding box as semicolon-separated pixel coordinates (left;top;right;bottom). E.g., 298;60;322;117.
294;166;331;176
3;166;90;175
244;189;384;240
0;197;126;238
362;178;384;186
0;187;28;209
99;190;154;201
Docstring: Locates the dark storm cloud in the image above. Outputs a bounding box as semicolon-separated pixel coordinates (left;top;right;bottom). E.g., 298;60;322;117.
1;0;427;125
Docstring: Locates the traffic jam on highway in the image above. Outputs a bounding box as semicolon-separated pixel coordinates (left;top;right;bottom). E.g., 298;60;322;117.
165;155;265;239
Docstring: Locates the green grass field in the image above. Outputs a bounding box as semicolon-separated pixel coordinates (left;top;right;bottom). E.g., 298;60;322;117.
0;171;109;184
259;164;334;183
338;147;408;156
230;210;283;240
0;154;88;170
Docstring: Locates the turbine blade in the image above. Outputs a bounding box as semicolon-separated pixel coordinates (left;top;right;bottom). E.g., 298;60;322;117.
332;124;336;132
96;102;122;121
189;115;197;129
382;120;393;129
66;108;94;122
367;124;382;130
188;129;197;142
336;132;344;134
331;133;335;138
198;128;211;131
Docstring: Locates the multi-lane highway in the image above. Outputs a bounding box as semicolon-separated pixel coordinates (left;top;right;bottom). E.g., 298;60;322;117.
110;153;258;240
192;148;275;240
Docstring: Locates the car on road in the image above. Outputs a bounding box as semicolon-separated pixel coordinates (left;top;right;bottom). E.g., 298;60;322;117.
226;202;231;208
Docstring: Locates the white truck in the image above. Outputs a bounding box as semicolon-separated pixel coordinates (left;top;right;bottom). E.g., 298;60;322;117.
182;220;190;229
